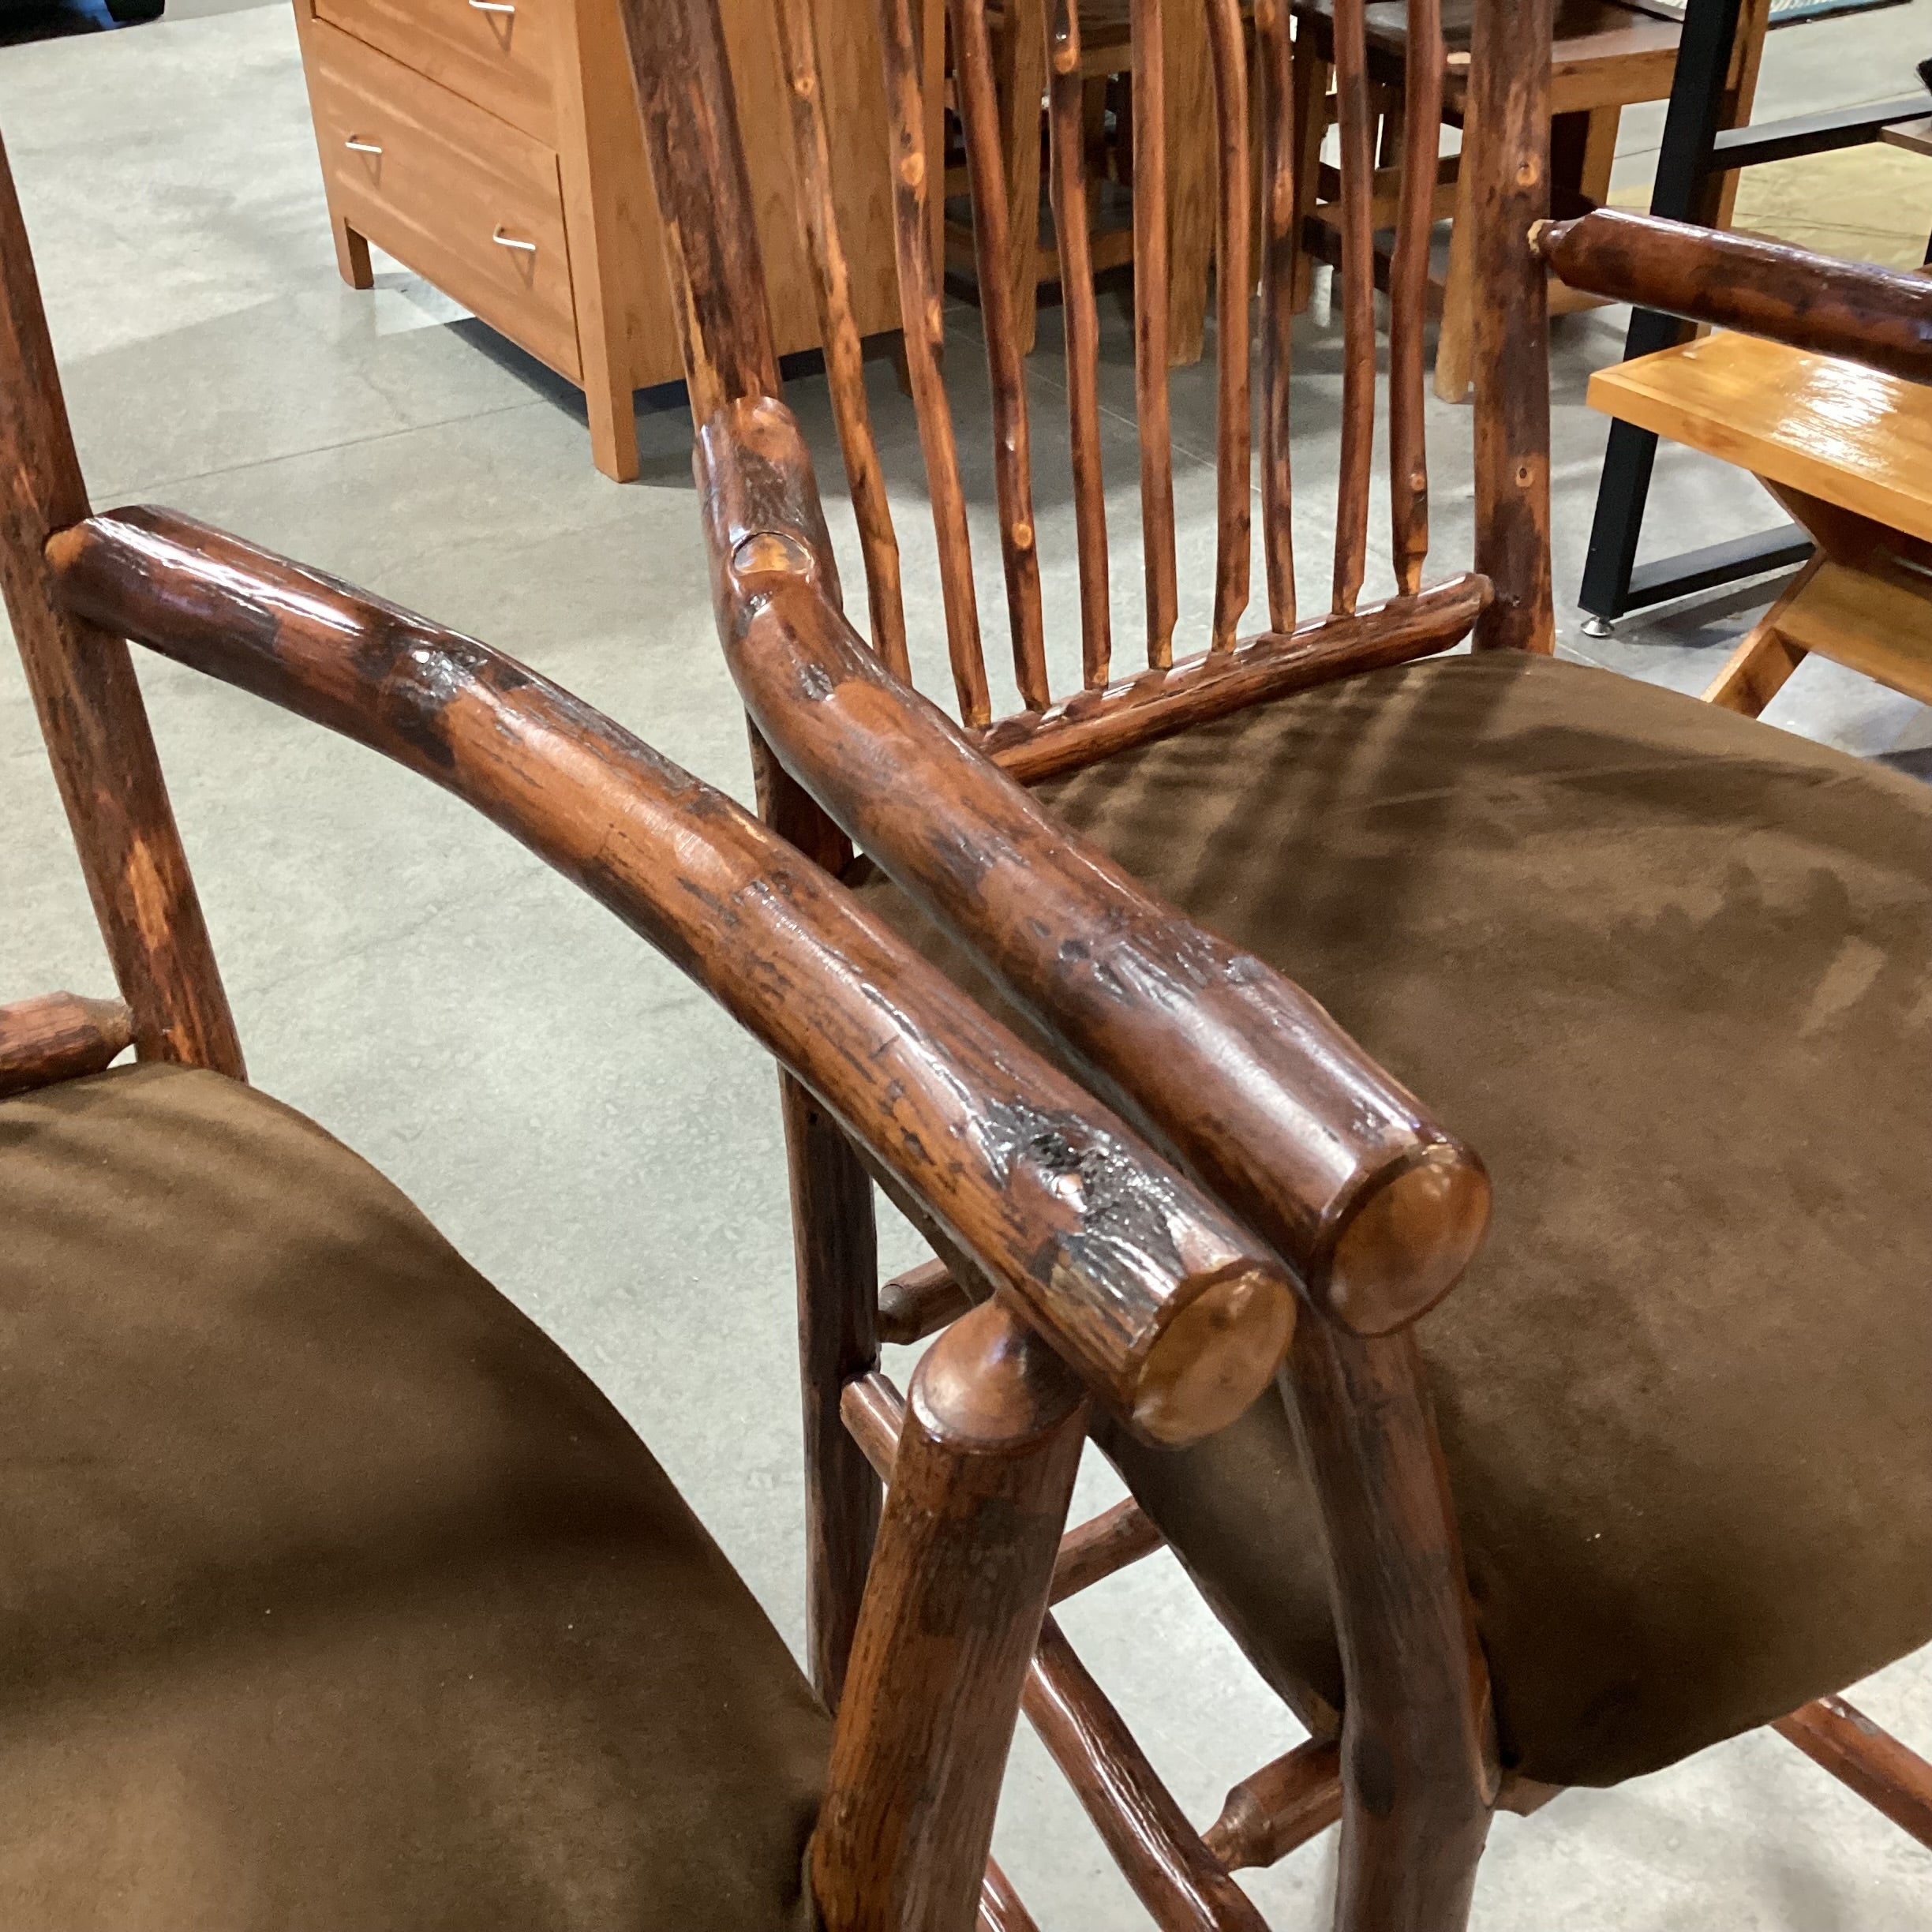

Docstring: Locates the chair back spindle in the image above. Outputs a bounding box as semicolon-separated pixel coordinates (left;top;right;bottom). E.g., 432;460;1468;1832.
665;0;1550;736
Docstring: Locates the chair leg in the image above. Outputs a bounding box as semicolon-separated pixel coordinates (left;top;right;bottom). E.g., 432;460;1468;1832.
1432;110;1478;402
781;1072;883;1711
1332;1766;1492;1932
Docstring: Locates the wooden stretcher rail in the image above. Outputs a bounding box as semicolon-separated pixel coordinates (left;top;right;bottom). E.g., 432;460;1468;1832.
0;990;133;1099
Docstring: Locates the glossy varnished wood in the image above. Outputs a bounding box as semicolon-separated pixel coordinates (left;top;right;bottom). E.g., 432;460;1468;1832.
1541;209;1932;385
1048;1495;1164;1604
1774;1697;1932;1852
1587;331;1932;547
1025;1614;1268;1930
773;0;911;678
51;507;1290;1448
812;1302;1088;1931
1469;0;1556;652
698;416;1491;1344
1330;0;1378;615
0;137;242;1076
878;1257;975;1344
0;991;133;1099
1204;1738;1346;1873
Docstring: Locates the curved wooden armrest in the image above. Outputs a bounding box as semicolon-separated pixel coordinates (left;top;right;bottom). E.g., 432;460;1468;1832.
697;400;1491;1337
1537;210;1932;384
46;505;1291;1447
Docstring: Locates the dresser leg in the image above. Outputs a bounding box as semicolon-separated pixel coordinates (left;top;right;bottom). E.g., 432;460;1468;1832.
334;218;373;292
586;376;639;483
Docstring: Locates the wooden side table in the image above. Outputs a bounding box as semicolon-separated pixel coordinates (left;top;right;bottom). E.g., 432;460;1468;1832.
291;0;907;480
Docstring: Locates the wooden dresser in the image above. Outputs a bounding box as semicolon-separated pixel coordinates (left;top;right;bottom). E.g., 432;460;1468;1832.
290;0;904;479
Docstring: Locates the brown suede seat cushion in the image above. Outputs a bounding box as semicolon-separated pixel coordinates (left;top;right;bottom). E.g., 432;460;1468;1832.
856;650;1932;1789
0;1063;828;1930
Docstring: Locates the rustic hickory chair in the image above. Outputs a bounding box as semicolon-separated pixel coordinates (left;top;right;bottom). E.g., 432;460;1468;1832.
634;0;1932;1922
0;136;1309;1929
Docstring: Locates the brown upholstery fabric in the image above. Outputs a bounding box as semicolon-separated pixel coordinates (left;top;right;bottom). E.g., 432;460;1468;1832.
856;651;1932;1788
0;1064;828;1930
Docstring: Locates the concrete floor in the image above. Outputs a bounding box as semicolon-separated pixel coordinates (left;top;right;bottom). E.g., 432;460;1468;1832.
2;2;1930;1924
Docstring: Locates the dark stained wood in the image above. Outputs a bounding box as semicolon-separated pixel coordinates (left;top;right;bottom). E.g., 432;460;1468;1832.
1389;0;1443;596
1024;1612;1270;1931
842;1369;907;1477
949;0;1050;710
0;135;243;1079
52;506;1295;1457
1050;1495;1164;1604
812;1301;1088;1932
1331;0;1377;616
1774;1697;1932;1852
0;990;133;1099
1046;0;1114;688
772;0;912;680
1539;209;1932;384
612;0;777;421
1470;0;1556;652
976;575;1488;784
874;0;992;724
977;1859;1043;1932
848;1373;1166;1607
701;473;1491;1339
1204;1737;1345;1872
879;1256;975;1345
1284;1321;1496;1932
1131;0;1181;668
1255;0;1297;633
1205;0;1252;653
782;1072;883;1709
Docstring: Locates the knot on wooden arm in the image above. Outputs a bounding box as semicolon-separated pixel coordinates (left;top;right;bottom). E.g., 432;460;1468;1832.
1537;209;1932;384
695;402;1492;1339
46;503;1292;1448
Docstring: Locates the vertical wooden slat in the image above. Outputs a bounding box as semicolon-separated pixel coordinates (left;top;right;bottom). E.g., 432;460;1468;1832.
873;0;994;723
1389;0;1444;597
773;0;912;680
1204;0;1252;652
616;0;779;419
1131;0;1179;667
1255;0;1297;634
950;0;1050;711
1470;0;1555;652
1046;0;1113;687
0;136;243;1077
1330;0;1376;616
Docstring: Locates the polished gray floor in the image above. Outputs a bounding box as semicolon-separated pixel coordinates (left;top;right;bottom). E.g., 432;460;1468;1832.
2;5;1930;1924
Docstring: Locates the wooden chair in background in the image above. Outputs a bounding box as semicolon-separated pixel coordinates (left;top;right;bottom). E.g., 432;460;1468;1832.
1290;0;1770;401
637;0;1932;1923
0;130;1301;1930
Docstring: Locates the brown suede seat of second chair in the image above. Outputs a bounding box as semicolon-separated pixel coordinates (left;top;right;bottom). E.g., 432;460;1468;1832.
856;646;1932;1789
634;0;1932;1918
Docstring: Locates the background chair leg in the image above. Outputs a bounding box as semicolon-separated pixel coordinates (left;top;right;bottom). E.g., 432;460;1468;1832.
1432;118;1478;402
1290;37;1330;313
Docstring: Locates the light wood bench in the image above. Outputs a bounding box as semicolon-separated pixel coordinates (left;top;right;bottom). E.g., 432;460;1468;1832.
1590;327;1932;717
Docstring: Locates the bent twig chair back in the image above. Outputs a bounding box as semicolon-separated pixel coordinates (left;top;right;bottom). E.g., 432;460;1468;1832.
631;0;1932;1926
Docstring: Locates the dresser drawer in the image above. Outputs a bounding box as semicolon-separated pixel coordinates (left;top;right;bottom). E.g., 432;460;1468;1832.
312;0;556;145
306;19;580;382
